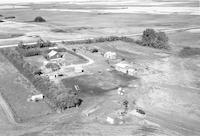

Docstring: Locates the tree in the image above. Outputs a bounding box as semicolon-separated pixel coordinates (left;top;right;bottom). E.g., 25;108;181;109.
34;16;46;22
156;32;169;48
142;29;157;47
141;28;169;49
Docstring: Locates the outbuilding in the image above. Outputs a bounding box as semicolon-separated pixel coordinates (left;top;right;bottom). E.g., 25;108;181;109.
104;51;116;59
28;94;44;102
115;61;130;74
47;50;63;60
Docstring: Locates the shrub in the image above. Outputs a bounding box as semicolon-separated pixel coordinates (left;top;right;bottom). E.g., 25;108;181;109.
34;16;46;22
91;48;98;53
141;28;169;49
5;16;15;19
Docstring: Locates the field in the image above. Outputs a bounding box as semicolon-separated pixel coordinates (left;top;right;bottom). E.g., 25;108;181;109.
0;0;200;136
0;53;53;122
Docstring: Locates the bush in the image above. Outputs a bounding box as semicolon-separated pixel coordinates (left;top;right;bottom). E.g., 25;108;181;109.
34;16;46;22
141;28;169;49
91;48;98;53
5;16;15;19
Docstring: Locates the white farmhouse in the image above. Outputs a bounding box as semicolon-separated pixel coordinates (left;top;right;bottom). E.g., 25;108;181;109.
115;61;138;76
128;68;136;76
104;51;116;60
47;50;63;60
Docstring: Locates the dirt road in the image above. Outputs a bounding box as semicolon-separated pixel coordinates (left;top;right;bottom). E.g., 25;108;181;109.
0;92;17;124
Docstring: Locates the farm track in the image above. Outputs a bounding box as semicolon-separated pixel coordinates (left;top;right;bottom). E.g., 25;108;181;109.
0;92;17;124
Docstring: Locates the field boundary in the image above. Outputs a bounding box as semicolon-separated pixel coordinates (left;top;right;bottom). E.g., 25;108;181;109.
0;91;18;124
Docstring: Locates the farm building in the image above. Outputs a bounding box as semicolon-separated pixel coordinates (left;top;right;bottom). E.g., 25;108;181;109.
115;61;131;74
27;94;44;102
47;50;63;60
104;51;116;59
115;61;137;76
127;68;136;76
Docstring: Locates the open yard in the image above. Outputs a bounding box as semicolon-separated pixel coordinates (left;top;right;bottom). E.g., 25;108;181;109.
0;53;53;122
62;70;137;97
63;50;88;66
24;55;46;68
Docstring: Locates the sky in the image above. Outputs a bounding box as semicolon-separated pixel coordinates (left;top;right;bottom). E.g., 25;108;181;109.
0;0;197;4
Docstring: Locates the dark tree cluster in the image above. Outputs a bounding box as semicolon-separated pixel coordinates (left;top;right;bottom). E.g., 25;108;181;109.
34;16;46;22
17;40;58;57
18;39;56;50
141;29;169;49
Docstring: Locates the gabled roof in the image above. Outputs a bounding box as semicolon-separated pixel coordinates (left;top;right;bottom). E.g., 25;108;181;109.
115;61;132;68
48;50;58;57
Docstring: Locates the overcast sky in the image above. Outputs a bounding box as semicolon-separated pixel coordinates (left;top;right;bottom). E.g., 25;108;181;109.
0;0;82;4
0;0;197;4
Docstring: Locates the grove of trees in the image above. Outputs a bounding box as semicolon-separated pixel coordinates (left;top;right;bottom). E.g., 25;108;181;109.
141;29;169;49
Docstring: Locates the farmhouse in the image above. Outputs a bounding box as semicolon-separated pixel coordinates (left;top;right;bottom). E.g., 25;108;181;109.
47;50;63;60
115;61;131;74
127;68;136;76
104;51;116;59
115;61;137;76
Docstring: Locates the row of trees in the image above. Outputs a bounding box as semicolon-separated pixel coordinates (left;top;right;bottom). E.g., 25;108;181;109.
18;39;56;50
63;31;169;49
17;40;66;57
63;36;121;45
0;48;81;110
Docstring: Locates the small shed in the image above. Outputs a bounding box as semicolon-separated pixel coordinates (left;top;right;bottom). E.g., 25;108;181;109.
104;51;116;59
47;50;63;60
106;116;115;124
128;68;136;76
28;94;44;102
115;61;130;74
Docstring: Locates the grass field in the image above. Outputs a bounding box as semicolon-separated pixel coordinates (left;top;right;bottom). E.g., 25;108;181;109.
0;53;53;122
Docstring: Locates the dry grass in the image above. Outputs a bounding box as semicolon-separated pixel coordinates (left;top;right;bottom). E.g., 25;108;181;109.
0;53;52;122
